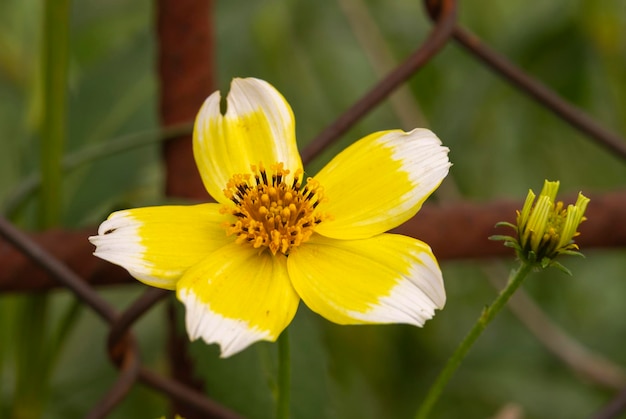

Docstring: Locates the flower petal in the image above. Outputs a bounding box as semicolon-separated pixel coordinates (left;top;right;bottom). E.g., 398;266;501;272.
89;204;231;290
193;77;303;204
313;129;450;239
288;234;445;326
176;244;299;358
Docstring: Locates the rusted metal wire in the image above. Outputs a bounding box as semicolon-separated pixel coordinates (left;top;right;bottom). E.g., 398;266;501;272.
0;217;116;321
451;26;626;160
421;2;626;161
1;0;625;417
104;285;169;418
108;288;170;352
98;289;166;419
0;226;130;292
166;298;210;418
0;215;243;418
2;190;626;292
301;0;457;164
138;369;243;419
86;334;141;419
593;385;626;419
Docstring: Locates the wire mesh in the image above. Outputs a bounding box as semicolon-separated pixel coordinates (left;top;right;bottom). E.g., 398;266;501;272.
0;0;625;417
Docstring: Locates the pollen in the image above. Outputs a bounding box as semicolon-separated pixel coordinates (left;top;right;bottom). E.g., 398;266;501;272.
222;162;327;255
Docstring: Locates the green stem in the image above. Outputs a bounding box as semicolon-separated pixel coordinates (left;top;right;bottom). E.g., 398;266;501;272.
12;295;50;419
12;2;71;417
415;261;534;419
39;0;71;228
276;328;291;419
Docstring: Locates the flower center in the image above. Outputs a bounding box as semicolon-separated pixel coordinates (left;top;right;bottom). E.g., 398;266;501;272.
222;162;326;255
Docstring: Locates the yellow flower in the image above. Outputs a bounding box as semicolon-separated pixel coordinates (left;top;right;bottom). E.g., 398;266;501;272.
494;180;590;270
89;78;451;357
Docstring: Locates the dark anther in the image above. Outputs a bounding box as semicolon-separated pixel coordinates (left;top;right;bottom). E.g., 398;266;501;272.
234;212;245;218
261;170;268;185
236;184;248;195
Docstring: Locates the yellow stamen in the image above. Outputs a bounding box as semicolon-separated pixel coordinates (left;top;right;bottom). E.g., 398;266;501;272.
222;162;327;255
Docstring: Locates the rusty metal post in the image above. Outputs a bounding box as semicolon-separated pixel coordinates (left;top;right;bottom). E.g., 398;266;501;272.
158;0;214;200
156;0;215;416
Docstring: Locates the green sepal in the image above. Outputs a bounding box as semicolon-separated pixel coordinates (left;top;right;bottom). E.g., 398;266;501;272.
549;261;573;276
559;250;585;258
494;221;517;230
503;242;521;250
488;234;517;242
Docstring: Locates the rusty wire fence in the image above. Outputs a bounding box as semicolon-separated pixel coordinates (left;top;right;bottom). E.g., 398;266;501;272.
1;0;626;418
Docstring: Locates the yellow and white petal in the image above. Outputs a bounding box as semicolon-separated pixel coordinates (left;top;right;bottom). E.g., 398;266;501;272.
313;129;450;240
88;204;232;290
193;77;303;204
176;243;299;358
287;233;445;326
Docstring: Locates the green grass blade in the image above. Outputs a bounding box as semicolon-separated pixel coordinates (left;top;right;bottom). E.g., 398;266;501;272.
39;0;71;228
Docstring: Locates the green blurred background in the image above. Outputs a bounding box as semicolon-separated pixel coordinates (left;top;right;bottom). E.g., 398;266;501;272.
0;0;625;418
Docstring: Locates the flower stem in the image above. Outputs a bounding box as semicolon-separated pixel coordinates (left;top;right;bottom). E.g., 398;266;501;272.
12;2;72;417
415;261;534;419
39;0;71;228
276;328;291;419
12;295;49;419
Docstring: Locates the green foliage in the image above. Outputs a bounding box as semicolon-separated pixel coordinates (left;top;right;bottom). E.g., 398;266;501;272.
0;0;625;418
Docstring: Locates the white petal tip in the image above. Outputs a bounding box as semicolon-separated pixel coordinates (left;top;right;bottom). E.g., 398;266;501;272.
179;288;272;358
348;246;446;327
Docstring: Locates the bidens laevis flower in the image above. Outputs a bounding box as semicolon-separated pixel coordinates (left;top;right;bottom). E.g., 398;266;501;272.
89;78;451;357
